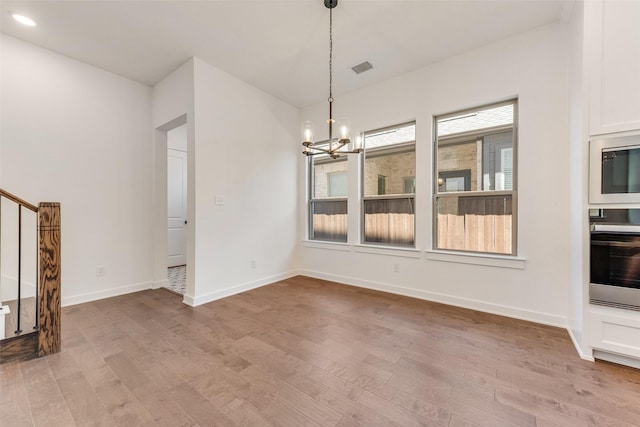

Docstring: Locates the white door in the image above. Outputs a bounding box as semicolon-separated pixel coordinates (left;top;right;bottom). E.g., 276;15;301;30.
167;148;187;267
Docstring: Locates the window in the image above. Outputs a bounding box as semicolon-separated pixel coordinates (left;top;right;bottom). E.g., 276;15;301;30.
362;122;416;246
309;146;348;242
403;176;416;194
377;175;386;195
434;100;517;255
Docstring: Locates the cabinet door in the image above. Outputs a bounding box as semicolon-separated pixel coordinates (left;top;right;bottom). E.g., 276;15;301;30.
589;0;640;136
590;307;640;359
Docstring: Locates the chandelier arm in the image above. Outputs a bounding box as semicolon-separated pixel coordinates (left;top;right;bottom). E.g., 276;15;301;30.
308;146;332;155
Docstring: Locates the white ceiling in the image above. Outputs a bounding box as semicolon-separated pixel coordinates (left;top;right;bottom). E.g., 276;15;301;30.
1;1;572;108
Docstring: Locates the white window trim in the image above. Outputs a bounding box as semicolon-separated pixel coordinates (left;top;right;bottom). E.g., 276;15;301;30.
353;244;421;258
424;249;526;269
302;240;351;252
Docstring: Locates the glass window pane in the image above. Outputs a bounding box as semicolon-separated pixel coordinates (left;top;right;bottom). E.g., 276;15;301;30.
362;122;416;247
364;123;415;149
436;195;513;254
437;104;514;194
482;131;513;191
364;198;415;246
313;157;347;199
437;104;513;137
310;200;347;242
364;150;416;196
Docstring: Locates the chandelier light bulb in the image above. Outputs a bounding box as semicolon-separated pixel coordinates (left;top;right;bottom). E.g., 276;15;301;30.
354;135;363;151
302;121;314;145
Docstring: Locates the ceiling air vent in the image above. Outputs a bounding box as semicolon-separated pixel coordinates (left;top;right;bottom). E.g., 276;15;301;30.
351;61;373;75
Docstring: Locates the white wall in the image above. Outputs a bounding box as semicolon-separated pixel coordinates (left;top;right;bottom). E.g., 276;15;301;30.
299;23;572;327
188;58;299;305
1;35;154;306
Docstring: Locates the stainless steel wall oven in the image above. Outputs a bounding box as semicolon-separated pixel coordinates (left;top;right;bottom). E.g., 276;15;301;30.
590;209;640;311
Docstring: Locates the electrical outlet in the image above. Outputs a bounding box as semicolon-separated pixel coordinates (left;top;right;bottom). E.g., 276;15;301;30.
96;266;105;277
251;259;257;269
393;263;400;273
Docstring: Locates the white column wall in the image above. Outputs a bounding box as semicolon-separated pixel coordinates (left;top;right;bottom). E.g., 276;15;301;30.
567;2;592;359
151;59;194;298
188;58;299;305
299;23;572;327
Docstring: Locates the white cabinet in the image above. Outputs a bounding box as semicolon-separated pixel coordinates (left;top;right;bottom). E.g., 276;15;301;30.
589;0;640;136
590;306;640;362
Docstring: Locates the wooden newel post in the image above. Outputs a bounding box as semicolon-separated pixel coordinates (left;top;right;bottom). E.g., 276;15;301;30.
38;202;61;357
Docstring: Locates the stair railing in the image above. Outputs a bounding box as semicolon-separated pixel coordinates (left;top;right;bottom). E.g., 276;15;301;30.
0;189;38;337
0;188;61;361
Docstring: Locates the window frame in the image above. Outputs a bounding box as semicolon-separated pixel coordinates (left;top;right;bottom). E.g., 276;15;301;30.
361;121;417;248
433;99;518;256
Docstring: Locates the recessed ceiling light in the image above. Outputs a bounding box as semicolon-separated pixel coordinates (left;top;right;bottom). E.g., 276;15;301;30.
11;13;36;27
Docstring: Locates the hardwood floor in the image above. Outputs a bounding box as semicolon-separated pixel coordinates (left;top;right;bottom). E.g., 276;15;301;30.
2;275;640;426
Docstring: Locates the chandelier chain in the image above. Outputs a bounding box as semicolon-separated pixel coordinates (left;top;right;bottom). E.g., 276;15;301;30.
329;7;333;103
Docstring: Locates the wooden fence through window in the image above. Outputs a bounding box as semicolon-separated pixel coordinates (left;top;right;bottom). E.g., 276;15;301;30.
437;195;512;254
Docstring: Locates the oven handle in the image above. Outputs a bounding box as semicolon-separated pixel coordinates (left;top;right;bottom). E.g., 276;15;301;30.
591;224;640;233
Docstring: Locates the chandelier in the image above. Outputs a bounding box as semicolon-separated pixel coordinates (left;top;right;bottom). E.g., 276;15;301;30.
302;0;363;159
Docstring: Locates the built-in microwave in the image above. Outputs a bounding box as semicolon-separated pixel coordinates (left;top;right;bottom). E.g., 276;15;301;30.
590;133;640;204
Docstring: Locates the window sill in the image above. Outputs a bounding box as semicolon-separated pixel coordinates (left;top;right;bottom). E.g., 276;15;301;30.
353;244;422;259
424;250;526;269
302;240;351;252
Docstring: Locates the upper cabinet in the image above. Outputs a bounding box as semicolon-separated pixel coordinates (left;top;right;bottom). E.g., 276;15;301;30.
589;0;640;136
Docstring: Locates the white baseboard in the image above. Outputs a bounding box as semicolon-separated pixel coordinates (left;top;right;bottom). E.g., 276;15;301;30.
567;327;594;361
183;270;300;307
300;270;567;329
1;273;37;301
61;281;153;307
152;279;169;290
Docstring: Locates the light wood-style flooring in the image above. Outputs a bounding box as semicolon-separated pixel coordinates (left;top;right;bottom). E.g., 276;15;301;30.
2;275;640;426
